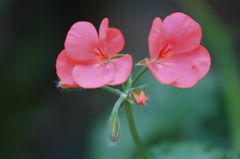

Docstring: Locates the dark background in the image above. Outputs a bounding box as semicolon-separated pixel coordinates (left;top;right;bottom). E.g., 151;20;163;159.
0;0;240;158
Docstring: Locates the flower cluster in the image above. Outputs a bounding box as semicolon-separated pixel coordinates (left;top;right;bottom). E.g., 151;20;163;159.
55;12;211;145
56;12;210;89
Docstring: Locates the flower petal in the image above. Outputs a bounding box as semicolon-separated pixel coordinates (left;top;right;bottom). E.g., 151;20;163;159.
72;64;113;89
162;58;199;88
99;18;109;42
169;64;199;88
56;50;78;86
107;54;132;85
146;60;177;84
104;28;125;57
163;12;201;55
146;59;199;88
148;17;164;59
99;18;124;56
65;21;99;61
170;45;211;79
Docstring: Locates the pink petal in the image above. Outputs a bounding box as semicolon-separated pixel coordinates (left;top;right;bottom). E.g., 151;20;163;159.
56;50;78;86
64;21;99;61
104;28;125;57
72;64;113;89
99;18;109;42
169;64;199;88
99;18;124;56
170;45;211;79
163;12;202;55
107;54;132;85
148;17;164;59
146;59;199;88
162;59;199;88
146;60;177;84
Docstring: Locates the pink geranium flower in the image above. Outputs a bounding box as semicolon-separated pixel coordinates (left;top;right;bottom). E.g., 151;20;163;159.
56;18;132;89
146;12;211;88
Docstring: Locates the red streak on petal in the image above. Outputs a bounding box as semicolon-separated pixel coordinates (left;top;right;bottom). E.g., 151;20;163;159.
155;44;172;64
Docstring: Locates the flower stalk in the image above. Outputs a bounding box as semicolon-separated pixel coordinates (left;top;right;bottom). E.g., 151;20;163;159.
108;93;126;143
101;85;122;96
131;67;148;86
125;101;148;159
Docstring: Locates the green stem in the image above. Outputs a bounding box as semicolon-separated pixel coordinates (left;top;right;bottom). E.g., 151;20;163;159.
108;93;126;142
127;75;132;89
125;101;148;159
101;86;122;96
132;67;148;86
111;93;126;115
122;83;126;93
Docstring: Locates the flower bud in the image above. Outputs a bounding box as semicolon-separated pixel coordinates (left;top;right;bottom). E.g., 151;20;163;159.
131;88;147;105
57;81;82;90
108;114;120;142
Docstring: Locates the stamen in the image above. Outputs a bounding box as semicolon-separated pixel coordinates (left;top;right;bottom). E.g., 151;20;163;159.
94;47;110;65
97;55;110;65
154;44;173;64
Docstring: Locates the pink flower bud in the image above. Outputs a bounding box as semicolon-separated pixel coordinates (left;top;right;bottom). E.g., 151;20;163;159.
131;88;147;105
58;81;82;90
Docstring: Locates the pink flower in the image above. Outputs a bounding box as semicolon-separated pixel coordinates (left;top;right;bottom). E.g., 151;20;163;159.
56;18;132;89
146;12;211;88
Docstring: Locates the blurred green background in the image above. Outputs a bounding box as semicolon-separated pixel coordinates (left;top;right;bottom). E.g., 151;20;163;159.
0;0;240;159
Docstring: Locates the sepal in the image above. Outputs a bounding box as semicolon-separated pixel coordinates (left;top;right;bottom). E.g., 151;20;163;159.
110;54;124;60
137;58;152;66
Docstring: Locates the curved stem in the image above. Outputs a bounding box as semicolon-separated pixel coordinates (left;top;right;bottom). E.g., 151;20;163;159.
111;93;126;115
101;86;122;96
132;67;148;86
108;93;126;142
125;101;148;159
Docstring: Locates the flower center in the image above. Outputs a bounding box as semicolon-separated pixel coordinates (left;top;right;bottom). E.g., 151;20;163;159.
159;53;170;59
97;55;110;65
94;47;110;65
154;44;172;64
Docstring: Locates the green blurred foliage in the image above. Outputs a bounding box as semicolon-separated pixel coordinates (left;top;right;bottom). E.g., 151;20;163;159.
148;142;240;159
0;0;239;159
